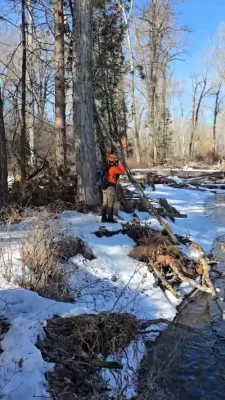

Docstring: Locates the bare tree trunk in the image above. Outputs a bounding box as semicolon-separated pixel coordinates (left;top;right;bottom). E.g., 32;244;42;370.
160;66;167;162
135;29;153;164
212;84;222;160
27;0;35;166
21;0;27;182
73;0;99;205
93;101;107;160
118;0;141;164
189;73;211;159
135;1;188;165
54;0;66;169
0;88;8;208
129;39;141;164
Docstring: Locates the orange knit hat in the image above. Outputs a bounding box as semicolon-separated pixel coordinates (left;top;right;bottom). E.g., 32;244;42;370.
107;154;118;162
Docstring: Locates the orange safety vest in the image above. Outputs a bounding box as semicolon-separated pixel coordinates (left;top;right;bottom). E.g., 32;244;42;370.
108;163;126;185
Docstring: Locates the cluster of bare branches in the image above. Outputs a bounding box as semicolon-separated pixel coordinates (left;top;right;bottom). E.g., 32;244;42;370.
122;1;225;166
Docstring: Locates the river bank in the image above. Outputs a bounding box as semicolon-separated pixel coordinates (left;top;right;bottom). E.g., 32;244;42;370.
0;186;224;399
136;193;225;400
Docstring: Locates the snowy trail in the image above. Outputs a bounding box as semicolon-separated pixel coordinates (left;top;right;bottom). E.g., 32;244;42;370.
0;186;225;399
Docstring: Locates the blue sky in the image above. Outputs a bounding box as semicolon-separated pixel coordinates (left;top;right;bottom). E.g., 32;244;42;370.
175;0;225;80
1;0;224;121
173;0;225;118
135;0;225;120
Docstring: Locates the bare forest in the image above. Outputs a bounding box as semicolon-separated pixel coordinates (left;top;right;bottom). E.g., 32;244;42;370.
1;2;225;400
0;0;225;208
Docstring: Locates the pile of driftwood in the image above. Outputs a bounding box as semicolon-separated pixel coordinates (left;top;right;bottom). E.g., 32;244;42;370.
118;184;187;222
128;227;215;298
123;170;225;192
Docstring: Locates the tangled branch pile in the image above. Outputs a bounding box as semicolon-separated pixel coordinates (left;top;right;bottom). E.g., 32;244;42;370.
127;223;215;298
38;313;139;400
11;167;77;206
0;205;29;225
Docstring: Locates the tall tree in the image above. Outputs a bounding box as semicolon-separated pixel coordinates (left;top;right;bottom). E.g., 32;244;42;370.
27;0;35;166
135;0;187;164
93;0;127;154
212;82;222;159
0;89;8;208
73;0;99;205
189;72;212;159
20;0;27;182
117;0;141;164
54;0;66;169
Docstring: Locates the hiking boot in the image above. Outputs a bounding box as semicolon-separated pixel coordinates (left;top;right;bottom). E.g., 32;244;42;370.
101;207;108;223
107;207;114;221
107;218;117;223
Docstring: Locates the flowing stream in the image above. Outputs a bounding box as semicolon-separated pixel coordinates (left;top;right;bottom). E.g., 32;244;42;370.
138;194;225;400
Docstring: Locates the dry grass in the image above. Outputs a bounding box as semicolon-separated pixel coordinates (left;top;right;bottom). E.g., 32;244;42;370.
38;313;139;400
20;220;95;302
20;223;71;301
0;248;14;282
46;199;101;215
0;205;28;226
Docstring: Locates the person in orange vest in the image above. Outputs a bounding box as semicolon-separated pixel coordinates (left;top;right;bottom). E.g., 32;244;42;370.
101;154;126;223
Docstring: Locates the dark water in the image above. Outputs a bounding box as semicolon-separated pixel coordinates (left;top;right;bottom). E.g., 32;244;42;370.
139;195;225;400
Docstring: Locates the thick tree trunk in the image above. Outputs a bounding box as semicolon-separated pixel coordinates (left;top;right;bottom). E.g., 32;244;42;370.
0;89;8;208
54;0;66;169
21;0;27;182
73;0;99;205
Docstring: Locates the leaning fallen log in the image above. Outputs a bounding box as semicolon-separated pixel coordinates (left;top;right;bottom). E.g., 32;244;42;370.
122;169;215;296
121;162;179;244
111;139;215;296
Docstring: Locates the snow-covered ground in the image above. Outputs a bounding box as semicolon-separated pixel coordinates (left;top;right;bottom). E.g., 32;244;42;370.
145;185;225;251
0;185;225;399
